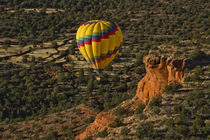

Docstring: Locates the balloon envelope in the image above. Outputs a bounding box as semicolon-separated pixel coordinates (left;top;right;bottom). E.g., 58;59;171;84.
76;20;123;72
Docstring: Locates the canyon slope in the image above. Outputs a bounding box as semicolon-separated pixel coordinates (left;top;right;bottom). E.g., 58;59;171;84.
76;55;195;139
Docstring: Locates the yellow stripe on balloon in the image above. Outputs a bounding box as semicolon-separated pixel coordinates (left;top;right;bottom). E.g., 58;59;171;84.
92;22;101;69
84;23;95;66
76;25;83;40
100;22;109;54
108;34;116;52
77;25;90;62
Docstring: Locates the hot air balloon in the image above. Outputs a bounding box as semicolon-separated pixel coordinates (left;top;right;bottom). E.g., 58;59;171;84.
76;20;123;77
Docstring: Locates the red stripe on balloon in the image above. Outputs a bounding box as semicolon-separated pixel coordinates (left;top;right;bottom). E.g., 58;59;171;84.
92;38;101;42
84;41;91;45
113;50;118;55
89;49;120;65
78;43;84;48
108;32;115;35
101;35;109;39
101;57;106;61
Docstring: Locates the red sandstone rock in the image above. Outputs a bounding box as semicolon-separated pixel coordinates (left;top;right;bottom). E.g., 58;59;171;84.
75;112;116;140
76;55;190;139
136;55;186;103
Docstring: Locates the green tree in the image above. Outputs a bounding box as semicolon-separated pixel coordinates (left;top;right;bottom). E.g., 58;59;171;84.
109;118;123;128
87;78;94;94
121;127;130;136
191;66;203;81
77;69;85;83
115;107;127;116
164;82;182;94
46;131;58;140
190;50;206;60
193;116;205;134
97;128;108;138
69;45;75;55
135;122;157;138
149;95;161;107
136;104;145;114
83;136;92;140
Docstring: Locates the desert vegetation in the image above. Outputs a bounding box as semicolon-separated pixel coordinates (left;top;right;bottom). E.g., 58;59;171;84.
0;0;209;139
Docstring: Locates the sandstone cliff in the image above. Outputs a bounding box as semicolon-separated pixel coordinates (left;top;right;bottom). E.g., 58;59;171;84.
75;112;116;140
75;55;191;139
136;55;190;103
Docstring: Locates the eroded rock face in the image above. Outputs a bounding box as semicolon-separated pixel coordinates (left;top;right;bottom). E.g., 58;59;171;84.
76;55;191;139
75;112;116;140
136;55;188;103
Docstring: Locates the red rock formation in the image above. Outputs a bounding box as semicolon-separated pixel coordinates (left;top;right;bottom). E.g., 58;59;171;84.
76;55;191;139
136;55;187;103
75;112;116;140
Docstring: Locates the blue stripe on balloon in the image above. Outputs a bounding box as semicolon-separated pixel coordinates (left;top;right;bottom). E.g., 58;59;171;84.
77;39;84;46
84;38;91;42
101;30;108;36
92;35;101;39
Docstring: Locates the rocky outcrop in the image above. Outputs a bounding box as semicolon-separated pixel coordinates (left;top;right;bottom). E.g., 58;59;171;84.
75;112;116;140
136;55;189;103
76;55;194;139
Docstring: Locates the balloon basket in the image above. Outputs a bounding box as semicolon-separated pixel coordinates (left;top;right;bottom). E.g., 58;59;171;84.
94;69;102;81
96;76;101;81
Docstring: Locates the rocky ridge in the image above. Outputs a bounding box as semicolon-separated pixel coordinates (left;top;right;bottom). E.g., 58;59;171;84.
136;55;192;103
76;55;195;140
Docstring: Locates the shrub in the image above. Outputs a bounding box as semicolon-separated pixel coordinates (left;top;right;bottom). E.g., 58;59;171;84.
152;106;161;114
190;50;206;60
193;116;204;133
135;53;144;66
114;107;127;116
69;45;75;55
116;83;127;92
61;125;68;132
173;105;183;113
174;115;185;125
135;66;146;74
112;75;120;82
175;124;189;136
109;118;123;128
138;114;148;120
149;95;161;107
135;104;146;114
179;108;191;119
135;122;157;138
184;76;191;82
85;116;95;124
83;136;92;140
201;105;209;114
190;66;203;81
120;127;130;136
87;78;94;93
46;131;58;140
97;128;108;138
135;125;145;138
165;119;174;128
164;82;182;94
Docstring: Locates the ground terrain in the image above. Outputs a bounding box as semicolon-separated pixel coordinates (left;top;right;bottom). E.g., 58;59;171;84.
0;0;209;139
